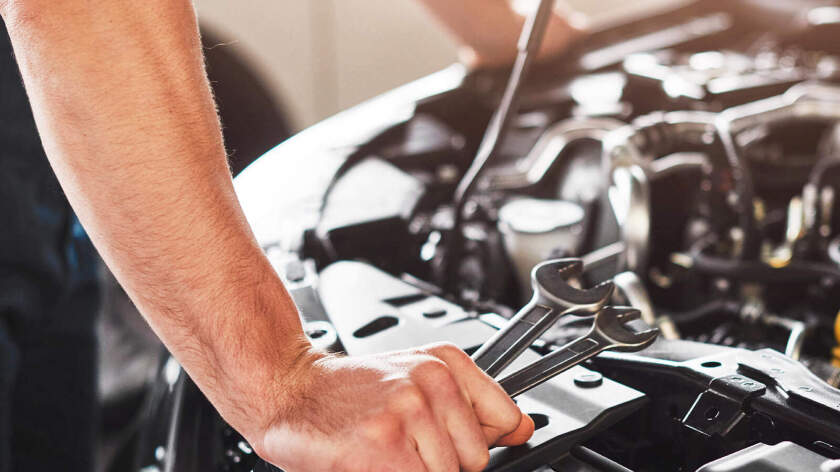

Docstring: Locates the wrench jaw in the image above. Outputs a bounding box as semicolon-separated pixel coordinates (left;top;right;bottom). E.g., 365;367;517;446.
595;307;660;351
531;259;615;314
496;305;658;398
481;268;659;398
474;259;619;378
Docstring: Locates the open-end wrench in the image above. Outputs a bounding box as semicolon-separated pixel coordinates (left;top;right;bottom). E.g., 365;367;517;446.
498;306;659;398
472;259;614;378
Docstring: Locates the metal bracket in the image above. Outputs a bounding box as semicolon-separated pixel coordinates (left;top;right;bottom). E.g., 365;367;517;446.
317;261;647;471
683;374;767;437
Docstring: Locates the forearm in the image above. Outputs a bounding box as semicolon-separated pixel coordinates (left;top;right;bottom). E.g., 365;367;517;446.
1;0;308;440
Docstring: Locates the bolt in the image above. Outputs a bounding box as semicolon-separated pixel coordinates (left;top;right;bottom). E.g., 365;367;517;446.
574;372;603;388
284;260;306;283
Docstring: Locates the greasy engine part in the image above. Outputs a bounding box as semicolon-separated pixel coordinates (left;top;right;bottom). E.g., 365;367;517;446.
136;1;840;471
497;198;586;299
446;0;557;291
496;306;658;398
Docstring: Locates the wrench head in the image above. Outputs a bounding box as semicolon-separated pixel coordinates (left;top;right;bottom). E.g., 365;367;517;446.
531;259;614;314
594;306;659;351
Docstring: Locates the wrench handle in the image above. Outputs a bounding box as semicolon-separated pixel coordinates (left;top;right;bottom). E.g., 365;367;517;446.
498;331;606;398
472;301;559;378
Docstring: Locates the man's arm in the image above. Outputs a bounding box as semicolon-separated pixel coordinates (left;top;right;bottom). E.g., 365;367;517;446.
0;0;532;470
419;0;581;67
1;0;305;440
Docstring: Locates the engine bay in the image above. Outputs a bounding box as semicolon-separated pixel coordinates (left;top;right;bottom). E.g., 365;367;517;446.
136;1;840;470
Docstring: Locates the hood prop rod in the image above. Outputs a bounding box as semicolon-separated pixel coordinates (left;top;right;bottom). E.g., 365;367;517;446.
447;0;555;290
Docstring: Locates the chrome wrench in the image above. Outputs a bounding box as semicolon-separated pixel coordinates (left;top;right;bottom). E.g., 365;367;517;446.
498;306;659;398
471;259;614;378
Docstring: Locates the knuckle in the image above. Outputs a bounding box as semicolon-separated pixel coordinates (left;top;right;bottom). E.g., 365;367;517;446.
390;383;429;416
433;341;460;354
429;342;466;360
361;412;404;444
434;372;463;401
463;447;491;472
445;453;461;472
413;357;452;384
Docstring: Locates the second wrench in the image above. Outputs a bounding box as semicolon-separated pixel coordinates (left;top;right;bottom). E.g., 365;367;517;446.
471;259;614;377
498;306;659;398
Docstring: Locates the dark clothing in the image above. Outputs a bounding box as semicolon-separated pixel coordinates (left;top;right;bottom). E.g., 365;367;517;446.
0;20;100;472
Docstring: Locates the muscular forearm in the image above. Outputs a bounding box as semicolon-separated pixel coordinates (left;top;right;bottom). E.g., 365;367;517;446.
419;0;580;67
1;0;308;442
1;2;537;469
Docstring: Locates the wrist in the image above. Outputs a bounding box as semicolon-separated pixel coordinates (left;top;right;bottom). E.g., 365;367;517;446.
171;260;323;444
219;332;325;447
248;342;329;456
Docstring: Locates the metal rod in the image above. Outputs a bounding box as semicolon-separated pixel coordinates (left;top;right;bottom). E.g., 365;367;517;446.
446;0;556;287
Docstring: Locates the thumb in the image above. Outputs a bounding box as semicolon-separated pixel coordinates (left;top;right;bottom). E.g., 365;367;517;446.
493;413;534;447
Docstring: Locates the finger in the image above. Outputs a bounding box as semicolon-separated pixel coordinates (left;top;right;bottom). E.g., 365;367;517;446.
426;343;525;445
473;385;533;445
408;411;460;472
397;383;459;472
494;412;535;447
414;362;489;472
395;441;430;472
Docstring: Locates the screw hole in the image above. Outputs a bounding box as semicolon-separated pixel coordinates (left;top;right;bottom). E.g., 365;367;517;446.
530;414;550;431
307;329;327;339
423;310;447;319
705;407;720;421
353;316;399;338
702;361;722;368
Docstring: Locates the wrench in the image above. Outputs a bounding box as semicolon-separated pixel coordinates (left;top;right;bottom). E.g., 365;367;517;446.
499;306;659;398
472;259;614;377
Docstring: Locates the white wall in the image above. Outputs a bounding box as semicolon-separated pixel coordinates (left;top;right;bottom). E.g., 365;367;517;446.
194;0;682;130
195;0;458;129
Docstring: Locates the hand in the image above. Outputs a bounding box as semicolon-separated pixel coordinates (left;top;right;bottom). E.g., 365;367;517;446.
254;342;534;472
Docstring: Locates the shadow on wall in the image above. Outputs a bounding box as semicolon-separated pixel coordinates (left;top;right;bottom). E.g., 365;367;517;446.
202;27;294;175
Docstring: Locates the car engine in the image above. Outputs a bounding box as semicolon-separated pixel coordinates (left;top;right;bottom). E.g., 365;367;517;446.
134;1;840;470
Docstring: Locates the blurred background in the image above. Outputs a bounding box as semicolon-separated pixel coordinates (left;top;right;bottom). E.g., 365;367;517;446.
98;1;688;469
100;0;687;420
194;0;683;131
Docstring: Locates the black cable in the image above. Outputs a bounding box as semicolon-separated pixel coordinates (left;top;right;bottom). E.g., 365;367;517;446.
666;299;742;325
690;238;840;284
445;0;556;289
808;153;840;190
715;120;760;260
